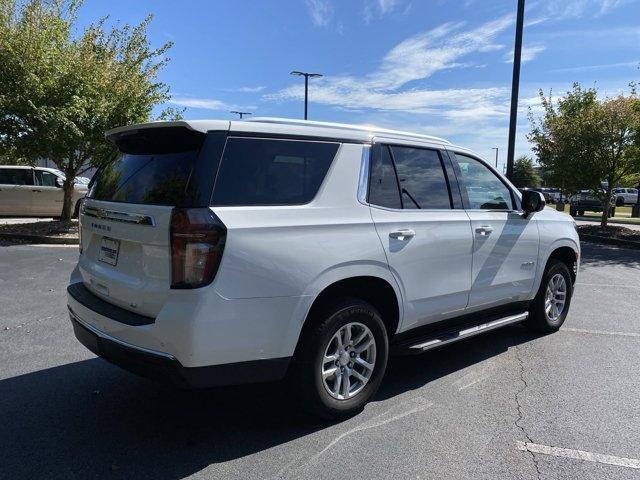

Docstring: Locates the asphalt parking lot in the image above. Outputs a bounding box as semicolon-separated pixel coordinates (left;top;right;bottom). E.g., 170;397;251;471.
1;242;639;480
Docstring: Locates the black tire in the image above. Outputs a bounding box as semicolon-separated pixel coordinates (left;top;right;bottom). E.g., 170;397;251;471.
290;297;389;420
569;207;577;217
578;210;585;216
526;259;573;333
72;200;81;219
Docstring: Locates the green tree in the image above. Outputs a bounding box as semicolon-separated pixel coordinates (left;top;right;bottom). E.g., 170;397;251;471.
0;0;180;220
511;155;541;188
528;83;640;227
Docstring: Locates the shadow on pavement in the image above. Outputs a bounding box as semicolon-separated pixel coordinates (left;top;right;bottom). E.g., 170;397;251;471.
579;242;640;269
0;326;538;479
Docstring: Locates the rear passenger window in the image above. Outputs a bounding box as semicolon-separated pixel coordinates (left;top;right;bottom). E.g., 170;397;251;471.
211;138;339;206
0;168;33;185
369;145;401;209
390;146;451;209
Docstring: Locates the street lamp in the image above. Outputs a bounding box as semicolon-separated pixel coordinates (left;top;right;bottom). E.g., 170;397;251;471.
506;0;525;181
290;71;323;120
230;111;252;119
492;147;499;169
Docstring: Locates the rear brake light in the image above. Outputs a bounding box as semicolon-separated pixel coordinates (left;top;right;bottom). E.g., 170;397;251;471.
78;198;85;254
170;208;226;289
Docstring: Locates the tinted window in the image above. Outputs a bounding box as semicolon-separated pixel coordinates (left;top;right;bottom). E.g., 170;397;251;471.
453;154;513;210
211;138;339;206
0;168;33;185
87;129;222;207
390;146;451;209
88;151;200;205
369;145;401;209
35;170;58;187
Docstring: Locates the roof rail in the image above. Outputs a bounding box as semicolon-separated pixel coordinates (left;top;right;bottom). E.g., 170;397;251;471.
247;117;451;144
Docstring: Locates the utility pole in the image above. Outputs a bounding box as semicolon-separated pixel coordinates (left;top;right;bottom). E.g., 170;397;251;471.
230;111;252;119
290;71;323;120
506;0;525;181
492;147;499;168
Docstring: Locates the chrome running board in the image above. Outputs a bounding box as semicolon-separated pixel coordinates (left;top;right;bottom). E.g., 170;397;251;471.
408;312;528;352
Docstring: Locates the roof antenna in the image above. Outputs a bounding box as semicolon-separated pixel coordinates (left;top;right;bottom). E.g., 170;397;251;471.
230;111;252;119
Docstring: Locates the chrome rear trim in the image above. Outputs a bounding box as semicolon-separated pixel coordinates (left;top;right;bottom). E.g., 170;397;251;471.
68;306;175;361
83;205;155;226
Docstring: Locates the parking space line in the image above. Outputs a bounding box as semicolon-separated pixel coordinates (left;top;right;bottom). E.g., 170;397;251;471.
516;441;640;469
562;327;640;338
458;375;489;391
576;282;640;289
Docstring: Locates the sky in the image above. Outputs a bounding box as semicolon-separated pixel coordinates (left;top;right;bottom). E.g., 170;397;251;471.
76;0;640;172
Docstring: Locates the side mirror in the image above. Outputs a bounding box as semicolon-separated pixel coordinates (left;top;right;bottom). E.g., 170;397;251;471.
55;177;64;188
521;190;545;217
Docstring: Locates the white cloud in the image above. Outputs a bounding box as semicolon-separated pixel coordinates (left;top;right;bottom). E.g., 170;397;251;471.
378;0;401;14
539;0;633;18
235;86;266;93
362;0;405;23
305;0;333;27
504;44;546;63
267;15;514;117
169;97;255;111
551;60;640;72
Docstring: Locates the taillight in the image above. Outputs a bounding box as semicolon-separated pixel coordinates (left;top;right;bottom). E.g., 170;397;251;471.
170;208;226;289
78;198;85;254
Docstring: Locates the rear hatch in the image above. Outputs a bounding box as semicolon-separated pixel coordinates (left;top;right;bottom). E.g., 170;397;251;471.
78;124;227;317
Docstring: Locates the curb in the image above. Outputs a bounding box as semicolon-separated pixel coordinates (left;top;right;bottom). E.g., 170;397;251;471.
0;232;79;245
579;234;640;250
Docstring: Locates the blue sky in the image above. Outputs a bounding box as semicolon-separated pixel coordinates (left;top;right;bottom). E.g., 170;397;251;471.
76;0;640;171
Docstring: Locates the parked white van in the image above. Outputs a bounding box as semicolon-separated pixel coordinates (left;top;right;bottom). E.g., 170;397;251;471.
0;166;87;217
67;118;580;418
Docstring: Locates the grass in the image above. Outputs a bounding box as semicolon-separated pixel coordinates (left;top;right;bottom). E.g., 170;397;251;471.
579;206;640;225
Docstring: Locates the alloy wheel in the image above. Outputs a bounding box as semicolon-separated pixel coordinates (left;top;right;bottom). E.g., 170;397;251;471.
321;322;376;400
545;273;567;322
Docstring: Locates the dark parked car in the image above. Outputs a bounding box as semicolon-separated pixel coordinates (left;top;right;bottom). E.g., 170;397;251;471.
569;190;616;217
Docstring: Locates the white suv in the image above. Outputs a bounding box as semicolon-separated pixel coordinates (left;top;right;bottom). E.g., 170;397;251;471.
67;118;580;418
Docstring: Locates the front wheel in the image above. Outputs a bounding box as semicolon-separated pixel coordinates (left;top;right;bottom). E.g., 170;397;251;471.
290;298;389;420
526;259;573;333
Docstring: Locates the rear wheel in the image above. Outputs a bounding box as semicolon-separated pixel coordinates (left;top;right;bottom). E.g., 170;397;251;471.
569;207;577;216
290;298;389;420
526;259;573;333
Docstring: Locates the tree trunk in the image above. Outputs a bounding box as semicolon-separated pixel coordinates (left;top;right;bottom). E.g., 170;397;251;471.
599;186;612;229
600;207;608;228
60;177;75;221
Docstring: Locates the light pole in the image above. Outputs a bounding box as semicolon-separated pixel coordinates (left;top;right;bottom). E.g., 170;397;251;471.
492;147;499;168
230;111;252;119
290;71;323;120
506;0;525;181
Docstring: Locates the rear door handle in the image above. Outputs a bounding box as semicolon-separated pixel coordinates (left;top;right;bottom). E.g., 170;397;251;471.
475;226;493;236
389;229;415;241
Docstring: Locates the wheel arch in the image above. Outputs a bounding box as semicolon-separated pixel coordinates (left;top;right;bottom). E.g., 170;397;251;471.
294;275;402;356
547;245;578;283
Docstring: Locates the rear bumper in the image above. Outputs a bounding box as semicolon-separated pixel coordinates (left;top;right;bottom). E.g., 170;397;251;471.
68;304;291;388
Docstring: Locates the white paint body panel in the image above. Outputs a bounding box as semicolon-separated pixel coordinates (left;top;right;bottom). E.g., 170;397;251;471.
68;118;580;370
466;211;540;308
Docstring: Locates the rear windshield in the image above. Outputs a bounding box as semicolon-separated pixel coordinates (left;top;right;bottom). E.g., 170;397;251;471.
211;137;339;206
88;127;222;207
